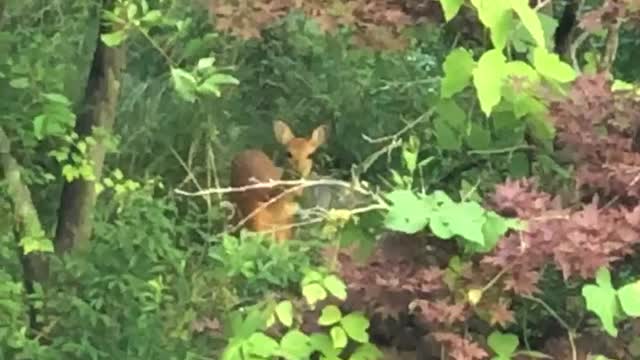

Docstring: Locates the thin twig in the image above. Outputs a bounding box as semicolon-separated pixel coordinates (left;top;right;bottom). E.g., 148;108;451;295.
522;295;577;360
362;108;435;144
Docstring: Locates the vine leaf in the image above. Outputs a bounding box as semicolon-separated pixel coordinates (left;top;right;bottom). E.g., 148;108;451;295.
581;267;620;337
473;49;507;116
439;0;465;21
340;313;370;343
532;47;576;83
510;0;545;48
617;280;640;317
488;331;519;358
441;48;476;98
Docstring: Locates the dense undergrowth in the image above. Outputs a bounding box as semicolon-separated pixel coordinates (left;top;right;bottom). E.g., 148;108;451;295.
3;0;640;359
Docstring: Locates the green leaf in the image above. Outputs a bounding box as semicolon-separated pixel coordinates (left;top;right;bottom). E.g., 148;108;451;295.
302;283;327;308
505;61;540;85
171;67;198;102
349;343;384;360
205;73;240;86
318;305;342;326
473;49;507;117
323;275;347;300
330;326;348;349
20;233;54;254
220;338;243;360
33;115;46;140
532;47;576;83
340;313;370;343
275;300;294;327
101;30;127;47
384;190;431;233
617;280;640;317
279;330;313;359
302;270;324;285
510;0;545;48
140;9;162;23
433;117;462;150
581;267;620;337
439;0;465;21
465;122;491;150
197;57;216;69
441;48;476;98
436;99;467;132
9;77;29;89
246;332;279;357
488;331;519;357
42;93;71;105
470;0;512;50
310;333;340;357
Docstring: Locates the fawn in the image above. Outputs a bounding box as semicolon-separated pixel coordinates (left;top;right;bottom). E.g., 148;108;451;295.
229;120;328;242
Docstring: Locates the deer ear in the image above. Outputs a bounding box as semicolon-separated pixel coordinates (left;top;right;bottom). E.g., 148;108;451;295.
273;120;295;145
310;124;328;147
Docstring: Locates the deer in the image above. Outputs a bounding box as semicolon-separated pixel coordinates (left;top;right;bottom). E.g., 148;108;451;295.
229;120;328;242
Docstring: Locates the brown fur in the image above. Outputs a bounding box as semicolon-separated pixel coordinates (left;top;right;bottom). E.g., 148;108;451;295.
229;120;328;242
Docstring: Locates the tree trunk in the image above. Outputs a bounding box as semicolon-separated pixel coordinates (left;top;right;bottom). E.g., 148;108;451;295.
54;0;126;253
0;128;50;283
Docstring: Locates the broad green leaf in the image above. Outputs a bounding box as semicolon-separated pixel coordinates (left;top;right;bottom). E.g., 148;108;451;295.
302;283;327;307
330;326;348;349
471;0;512;50
473;49;507;117
140;9;162;23
526;114;555;142
439;0;465;21
323;275;347;300
42;93;71;106
302;270;324;285
481;212;511;250
433;117;462;150
171;67;198;102
349;343;384;360
33;115;46;140
275;300;294;327
101;30;127;47
384;190;431;233
246;332;280;357
488;331;519;357
9;77;29;89
532;47;576;83
310;333;340;357
197;57;216;69
506;61;540;85
466;122;491;150
318;305;342;326
510;0;545;48
436;99;467;131
279;330;313;359
220;338;243;360
441;48;476;98
617;280;640;317
340;313;369;343
581;267;620;337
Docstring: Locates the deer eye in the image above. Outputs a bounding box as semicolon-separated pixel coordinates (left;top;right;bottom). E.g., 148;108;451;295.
286;151;293;158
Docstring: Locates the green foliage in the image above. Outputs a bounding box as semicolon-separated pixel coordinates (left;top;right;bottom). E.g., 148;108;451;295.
220;271;379;360
582;267;640;337
209;232;322;300
384;189;523;251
